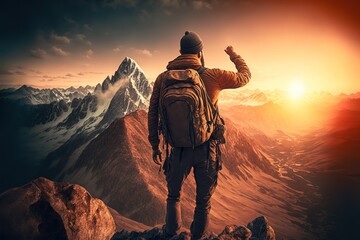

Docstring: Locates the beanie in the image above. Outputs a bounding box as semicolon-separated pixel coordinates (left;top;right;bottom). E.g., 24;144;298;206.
180;31;203;54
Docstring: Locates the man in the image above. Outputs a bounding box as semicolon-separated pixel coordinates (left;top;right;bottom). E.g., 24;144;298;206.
148;31;251;239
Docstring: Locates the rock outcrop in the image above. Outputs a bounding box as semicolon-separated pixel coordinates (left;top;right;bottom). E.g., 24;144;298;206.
111;216;275;240
0;177;116;240
0;177;276;240
247;216;276;240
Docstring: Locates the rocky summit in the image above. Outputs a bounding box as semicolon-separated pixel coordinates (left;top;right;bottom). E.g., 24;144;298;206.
0;177;115;240
0;177;276;240
111;216;275;240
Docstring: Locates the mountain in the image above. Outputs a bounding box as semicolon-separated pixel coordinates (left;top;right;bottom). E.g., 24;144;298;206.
0;84;95;105
0;57;152;192
47;109;316;239
99;57;151;128
219;88;286;106
219;88;343;109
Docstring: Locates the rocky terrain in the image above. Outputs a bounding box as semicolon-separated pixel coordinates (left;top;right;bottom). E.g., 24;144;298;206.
0;178;276;240
112;215;275;240
0;177;115;240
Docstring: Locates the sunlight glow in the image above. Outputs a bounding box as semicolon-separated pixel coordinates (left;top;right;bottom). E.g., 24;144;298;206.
288;80;305;100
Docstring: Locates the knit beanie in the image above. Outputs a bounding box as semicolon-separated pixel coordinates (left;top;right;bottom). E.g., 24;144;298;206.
180;31;203;54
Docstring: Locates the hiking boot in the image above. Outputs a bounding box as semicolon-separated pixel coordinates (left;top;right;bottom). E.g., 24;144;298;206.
161;225;176;240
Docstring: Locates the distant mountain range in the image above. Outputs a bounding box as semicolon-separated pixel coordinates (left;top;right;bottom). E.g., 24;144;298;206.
0;84;95;105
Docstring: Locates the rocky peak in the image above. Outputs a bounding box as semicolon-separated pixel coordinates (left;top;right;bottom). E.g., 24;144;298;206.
101;76;111;92
94;83;102;92
0;177;115;240
18;84;34;90
98;57;152;127
111;57;146;85
66;86;77;92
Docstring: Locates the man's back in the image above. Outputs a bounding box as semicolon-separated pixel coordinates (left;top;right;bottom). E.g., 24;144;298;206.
165;52;251;104
149;48;251;149
147;31;251;240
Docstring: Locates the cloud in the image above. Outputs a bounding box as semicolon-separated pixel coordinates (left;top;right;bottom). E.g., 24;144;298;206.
85;49;94;59
0;69;26;75
50;33;71;44
28;68;42;74
138;9;151;20
155;0;216;10
103;0;138;8
75;34;92;46
41;73;83;82
83;24;93;31
64;16;77;24
30;48;47;59
41;75;56;82
192;0;213;10
134;48;153;56
0;66;43;77
65;73;76;78
112;47;121;53
77;71;103;76
52;46;69;57
0;69;14;75
158;0;181;8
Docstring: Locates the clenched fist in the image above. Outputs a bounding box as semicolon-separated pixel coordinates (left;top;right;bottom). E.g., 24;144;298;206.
224;46;236;56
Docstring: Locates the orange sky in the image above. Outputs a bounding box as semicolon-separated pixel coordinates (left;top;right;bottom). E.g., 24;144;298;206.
1;1;360;94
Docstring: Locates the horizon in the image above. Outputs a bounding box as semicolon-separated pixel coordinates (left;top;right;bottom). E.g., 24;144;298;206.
1;54;359;96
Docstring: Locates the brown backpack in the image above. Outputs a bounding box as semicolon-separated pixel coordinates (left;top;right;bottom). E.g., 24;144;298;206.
159;67;217;148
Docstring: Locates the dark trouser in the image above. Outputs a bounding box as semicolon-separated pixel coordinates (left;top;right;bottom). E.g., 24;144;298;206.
163;140;219;240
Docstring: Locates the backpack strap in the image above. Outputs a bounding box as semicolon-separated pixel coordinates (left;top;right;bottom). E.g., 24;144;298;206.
196;67;220;117
197;66;207;74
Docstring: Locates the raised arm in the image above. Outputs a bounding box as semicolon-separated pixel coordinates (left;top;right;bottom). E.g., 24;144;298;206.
215;46;251;89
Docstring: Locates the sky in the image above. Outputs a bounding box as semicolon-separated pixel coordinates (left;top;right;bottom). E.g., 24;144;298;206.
1;0;359;94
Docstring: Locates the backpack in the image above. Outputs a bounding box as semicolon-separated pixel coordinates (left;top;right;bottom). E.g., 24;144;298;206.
159;67;217;148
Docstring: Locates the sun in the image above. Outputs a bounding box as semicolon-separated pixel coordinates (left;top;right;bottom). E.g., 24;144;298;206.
288;80;305;100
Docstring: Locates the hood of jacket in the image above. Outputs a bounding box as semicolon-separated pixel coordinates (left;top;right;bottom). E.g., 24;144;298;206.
166;54;202;70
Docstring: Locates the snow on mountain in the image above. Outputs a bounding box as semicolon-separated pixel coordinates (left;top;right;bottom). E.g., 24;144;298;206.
40;57;151;175
0;57;152;192
219;88;286;106
0;84;94;105
99;57;151;128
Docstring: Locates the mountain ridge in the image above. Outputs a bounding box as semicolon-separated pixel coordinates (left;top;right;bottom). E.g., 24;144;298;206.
0;57;152;193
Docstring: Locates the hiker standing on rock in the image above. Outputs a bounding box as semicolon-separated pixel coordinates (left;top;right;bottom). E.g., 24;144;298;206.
148;31;251;240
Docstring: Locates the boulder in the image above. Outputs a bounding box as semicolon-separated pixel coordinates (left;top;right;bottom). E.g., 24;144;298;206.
247;216;276;240
217;225;252;240
0;177;115;240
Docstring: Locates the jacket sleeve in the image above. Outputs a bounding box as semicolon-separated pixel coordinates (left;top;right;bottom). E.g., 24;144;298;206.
215;53;251;90
147;75;162;151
